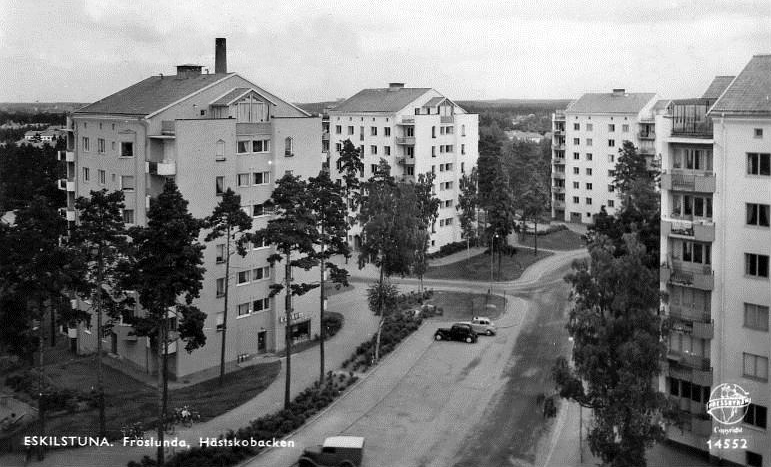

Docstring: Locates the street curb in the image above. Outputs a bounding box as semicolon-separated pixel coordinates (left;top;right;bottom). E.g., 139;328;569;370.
235;319;428;466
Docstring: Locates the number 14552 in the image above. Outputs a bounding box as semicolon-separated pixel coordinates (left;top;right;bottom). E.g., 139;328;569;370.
708;439;747;450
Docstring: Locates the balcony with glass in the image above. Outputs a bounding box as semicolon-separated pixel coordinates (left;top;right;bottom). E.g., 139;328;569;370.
670;99;714;138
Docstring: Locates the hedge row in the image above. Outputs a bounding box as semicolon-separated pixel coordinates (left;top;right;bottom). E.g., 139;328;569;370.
425;238;480;260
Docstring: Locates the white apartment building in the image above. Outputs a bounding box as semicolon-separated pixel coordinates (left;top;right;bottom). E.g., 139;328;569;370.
59;39;322;380
551;89;660;223
660;56;771;467
327;83;479;252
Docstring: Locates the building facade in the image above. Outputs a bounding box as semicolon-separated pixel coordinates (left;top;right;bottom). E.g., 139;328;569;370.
660;56;771;466
551;89;659;223
60;40;323;380
326;83;479;252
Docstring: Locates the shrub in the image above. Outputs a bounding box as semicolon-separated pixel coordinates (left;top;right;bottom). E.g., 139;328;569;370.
322;312;344;338
426;238;480;260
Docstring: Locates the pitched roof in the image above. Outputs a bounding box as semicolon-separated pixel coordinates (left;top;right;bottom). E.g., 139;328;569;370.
76;73;307;118
710;55;771;116
566;92;657;114
701;76;735;100
209;88;278;107
331;87;432;113
423;96;446;107
652;99;671;111
77;73;233;116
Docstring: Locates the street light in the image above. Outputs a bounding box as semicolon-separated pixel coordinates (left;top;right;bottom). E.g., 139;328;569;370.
489;233;499;295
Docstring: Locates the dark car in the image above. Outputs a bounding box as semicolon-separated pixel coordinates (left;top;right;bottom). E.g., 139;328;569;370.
434;323;478;343
299;436;365;467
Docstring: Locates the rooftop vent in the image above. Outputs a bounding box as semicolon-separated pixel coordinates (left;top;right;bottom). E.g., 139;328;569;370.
388;82;405;91
612;88;626;96
176;64;203;79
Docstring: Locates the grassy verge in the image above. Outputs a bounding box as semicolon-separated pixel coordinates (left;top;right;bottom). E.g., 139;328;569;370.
424;247;552;282
517;228;586;251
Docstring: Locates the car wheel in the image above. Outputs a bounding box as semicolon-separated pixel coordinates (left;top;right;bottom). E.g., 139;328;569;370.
338;462;355;467
486;329;493;336
465;336;472;343
299;459;317;467
434;334;442;340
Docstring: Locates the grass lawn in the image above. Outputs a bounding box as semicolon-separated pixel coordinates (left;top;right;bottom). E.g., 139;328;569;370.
38;359;280;438
423;247;552;282
518;228;586;251
427;291;507;321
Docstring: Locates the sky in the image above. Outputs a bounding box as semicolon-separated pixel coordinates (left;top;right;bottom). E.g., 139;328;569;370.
1;0;769;103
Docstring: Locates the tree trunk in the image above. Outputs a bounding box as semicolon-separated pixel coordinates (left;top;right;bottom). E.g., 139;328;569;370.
219;225;231;386
533;219;538;255
374;265;384;363
96;250;106;437
156;322;165;466
284;253;292;410
36;300;46;461
319;235;326;384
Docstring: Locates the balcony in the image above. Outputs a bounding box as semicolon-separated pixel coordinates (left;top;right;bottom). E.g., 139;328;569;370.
66;209;76;222
57;150;75;162
669;315;714;340
661;220;715;242
638;131;656;140
670;99;714;138
157;160;176;176
159;340;177;355
58;179;67;191
553;129;564;136
552;142;565;151
161;120;175;135
395;136;416;145
553;199;566;209
660;261;714;290
551;185;565;193
638;141;655;155
660;170;716;193
668;304;711;324
399;117;415;124
668;360;713;387
554;110;566;121
553;171;565;180
322;132;330;141
440;115;454;124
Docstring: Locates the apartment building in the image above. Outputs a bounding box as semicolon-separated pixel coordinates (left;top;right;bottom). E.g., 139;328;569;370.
660;56;771;466
326;84;479;252
58;39;322;379
551;89;660;223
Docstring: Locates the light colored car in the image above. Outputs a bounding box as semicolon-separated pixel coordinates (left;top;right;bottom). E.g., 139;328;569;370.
299;436;365;467
461;317;497;336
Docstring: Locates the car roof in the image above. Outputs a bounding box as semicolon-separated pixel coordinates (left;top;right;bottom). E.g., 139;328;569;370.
323;436;365;448
472;317;491;321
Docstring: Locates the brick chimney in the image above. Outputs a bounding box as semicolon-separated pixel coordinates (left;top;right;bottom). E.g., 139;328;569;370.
612;88;626;97
176;64;202;79
388;82;405;92
215;38;227;74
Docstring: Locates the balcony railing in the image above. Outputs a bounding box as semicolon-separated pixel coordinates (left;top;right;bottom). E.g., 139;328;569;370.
662;220;715;242
57;150;75;162
440;115;454;124
668;360;713;386
553;171;565;179
638;131;656;140
395;136;416;145
551;185;565;193
553;129;564;136
668;315;714;339
668;304;711;323
667;350;711;371
554;110;566;121
400;116;415;124
671;100;714;138
322;132;330;141
161;120;175;135
661;170;716;193
552;143;565;150
553;199;565;209
661;261;714;290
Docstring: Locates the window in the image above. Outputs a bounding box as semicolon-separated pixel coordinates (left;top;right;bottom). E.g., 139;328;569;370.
284;137;293;157
608;124;615;132
432;146;436;157
747;203;770;226
371;164;378;174
586;139;593;147
744;404;767;428
384;127;391;136
237;270;251;285
586;183;592;190
359;126;364;141
215;140;226;160
586;123;593;131
237;141;250;154
111;141;116;151
216;278;225;297
572;196;579;203
406;166;414;175
573;123;580;131
744;303;769;331
608;185;615;192
608;170;615;177
573;152;580;160
120;142;133;158
253;172;270;185
573;138;580;145
335;143;342;152
586;197;592;205
82;167;90;182
253;297;270;312
747;153;771;175
384;146;391;156
745;253;770;278
237;173;250;187
755;128;763;138
334;125;341;135
98;170;106;185
237;302;251;316
608;154;614;163
122;209;134;224
607;200;615;208
215;176;225;196
746;451;763;467
347;126;354;135
681;241;711;265
432;126;436;138
253;203;271;217
370;145;377;155
215;244;225;263
97;138;105;153
586;153;593;161
253;139;270;153
82;137;90;152
461;124;466;136
586;168;592;175
252;237;267;249
253;266;270;281
439;164;445;172
608;139;615;147
573;167;579;175
461;144;466;155
572;182;579;189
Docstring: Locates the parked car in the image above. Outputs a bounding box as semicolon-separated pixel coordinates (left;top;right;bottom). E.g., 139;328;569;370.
434;323;478;343
460;317;497;336
298;436;365;467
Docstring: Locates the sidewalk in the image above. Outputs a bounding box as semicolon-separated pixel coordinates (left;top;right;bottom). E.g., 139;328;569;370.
0;287;380;467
